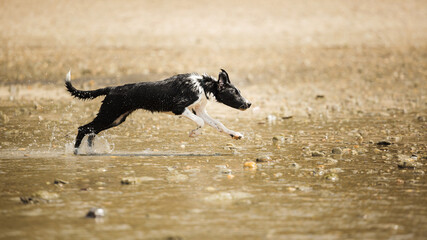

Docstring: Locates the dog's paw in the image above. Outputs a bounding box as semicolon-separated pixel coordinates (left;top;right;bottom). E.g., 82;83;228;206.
230;132;243;140
189;127;202;138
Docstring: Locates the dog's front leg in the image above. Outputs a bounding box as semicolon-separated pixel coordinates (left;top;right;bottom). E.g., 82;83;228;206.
181;108;205;137
196;109;243;140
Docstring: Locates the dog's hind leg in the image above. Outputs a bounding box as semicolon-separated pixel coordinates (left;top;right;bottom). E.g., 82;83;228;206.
86;111;132;150
73;121;108;155
87;134;96;148
74;122;97;154
73;109;132;154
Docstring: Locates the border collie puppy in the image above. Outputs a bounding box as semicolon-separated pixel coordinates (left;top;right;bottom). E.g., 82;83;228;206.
65;69;251;154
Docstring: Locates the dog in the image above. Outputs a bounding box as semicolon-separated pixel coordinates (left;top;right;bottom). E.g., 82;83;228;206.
65;69;251;154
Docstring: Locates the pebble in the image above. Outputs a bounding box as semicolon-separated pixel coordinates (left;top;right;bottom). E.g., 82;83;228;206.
373;148;382;154
342;148;352;155
331;147;342;154
417;116;426;122
256;155;272;162
20;197;46;204
356;135;364;144
286;186;312;192
121;176;156;185
377;141;391;146
284;135;294;143
311;151;325;157
243;161;257;169
219;168;232;175
397;158;420;169
86;208;105;218
272;136;284;145
312;168;325;176
289;162;301;169
324;173;339;181
325;158;338;165
54;179;69;185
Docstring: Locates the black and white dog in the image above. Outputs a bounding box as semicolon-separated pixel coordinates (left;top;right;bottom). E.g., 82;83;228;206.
65;69;251;154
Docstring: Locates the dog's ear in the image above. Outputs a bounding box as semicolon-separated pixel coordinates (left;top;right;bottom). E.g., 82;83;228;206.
218;69;230;89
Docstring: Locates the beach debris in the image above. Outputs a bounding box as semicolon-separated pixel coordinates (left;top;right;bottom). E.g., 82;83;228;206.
86;208;105;218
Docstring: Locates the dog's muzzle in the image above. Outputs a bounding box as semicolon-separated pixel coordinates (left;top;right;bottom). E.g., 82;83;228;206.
239;102;252;111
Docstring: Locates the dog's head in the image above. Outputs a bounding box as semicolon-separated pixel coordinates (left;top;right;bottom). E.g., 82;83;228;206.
215;69;251;111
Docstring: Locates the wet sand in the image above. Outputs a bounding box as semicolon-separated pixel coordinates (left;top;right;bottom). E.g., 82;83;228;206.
1;0;427;239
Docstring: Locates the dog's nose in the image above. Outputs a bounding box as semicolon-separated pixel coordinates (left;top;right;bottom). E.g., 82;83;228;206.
247;102;252;108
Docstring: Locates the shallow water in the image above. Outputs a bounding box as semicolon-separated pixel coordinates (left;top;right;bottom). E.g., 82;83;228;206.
0;100;426;240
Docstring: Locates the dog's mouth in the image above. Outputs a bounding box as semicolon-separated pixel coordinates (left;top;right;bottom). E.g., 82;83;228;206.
239;102;252;111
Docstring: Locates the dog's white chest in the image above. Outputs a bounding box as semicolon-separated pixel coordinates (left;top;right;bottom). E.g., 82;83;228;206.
187;94;208;112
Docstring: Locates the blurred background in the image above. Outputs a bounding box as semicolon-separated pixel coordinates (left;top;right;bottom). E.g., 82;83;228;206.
1;0;426;115
0;1;425;80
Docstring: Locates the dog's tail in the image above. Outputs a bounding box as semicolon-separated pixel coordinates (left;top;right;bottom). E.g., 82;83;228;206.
65;71;110;100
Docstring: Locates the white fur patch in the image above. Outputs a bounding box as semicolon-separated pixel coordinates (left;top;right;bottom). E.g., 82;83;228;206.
188;73;218;102
66;70;71;82
112;111;130;125
182;108;204;127
188;74;203;95
206;92;216;101
186;73;208;110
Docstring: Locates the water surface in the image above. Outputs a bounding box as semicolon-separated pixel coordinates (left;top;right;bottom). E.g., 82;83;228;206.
1;101;426;239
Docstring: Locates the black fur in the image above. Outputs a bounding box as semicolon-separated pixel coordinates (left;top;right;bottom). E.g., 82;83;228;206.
214;69;249;109
65;70;251;154
65;81;111;100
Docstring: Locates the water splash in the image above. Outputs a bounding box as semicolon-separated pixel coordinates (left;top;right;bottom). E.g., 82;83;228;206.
64;135;114;155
